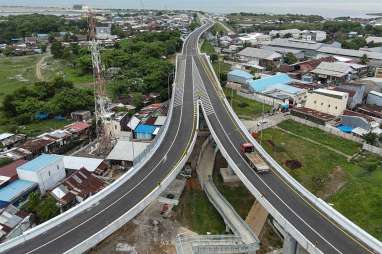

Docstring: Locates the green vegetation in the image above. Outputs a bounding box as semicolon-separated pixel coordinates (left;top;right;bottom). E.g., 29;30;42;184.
201;40;231;83
176;181;225;234
1;77;92;133
224;87;271;119
283;52;298;65
278;120;361;156
0;55;41;103
15;119;72;137
0;158;13;167
213;154;255;219
201;40;216;55
260;124;382;240
42;57;93;85
0;14;87;43
22;192;60;223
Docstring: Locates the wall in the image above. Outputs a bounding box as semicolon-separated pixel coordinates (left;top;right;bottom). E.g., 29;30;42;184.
363;143;382;156
366;93;382;107
305;91;347;116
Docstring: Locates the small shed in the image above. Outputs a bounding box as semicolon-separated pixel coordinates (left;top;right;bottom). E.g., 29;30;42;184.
134;124;157;140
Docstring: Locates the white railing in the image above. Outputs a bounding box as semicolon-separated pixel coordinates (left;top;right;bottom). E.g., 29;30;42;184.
199;49;382;253
0;34;188;253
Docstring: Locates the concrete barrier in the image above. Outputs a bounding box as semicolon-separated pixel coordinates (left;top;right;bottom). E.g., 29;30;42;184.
363;143;382;156
198;49;382;253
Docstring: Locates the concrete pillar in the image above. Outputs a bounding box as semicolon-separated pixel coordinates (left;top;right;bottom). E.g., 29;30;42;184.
283;233;297;254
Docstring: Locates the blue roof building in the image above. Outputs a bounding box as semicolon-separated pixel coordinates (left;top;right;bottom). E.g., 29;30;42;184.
134;124;157;140
227;69;254;85
248;73;292;93
0;180;37;208
17;154;63;172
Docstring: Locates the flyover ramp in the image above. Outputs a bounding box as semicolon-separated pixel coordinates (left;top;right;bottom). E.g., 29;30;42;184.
192;22;380;254
0;24;212;254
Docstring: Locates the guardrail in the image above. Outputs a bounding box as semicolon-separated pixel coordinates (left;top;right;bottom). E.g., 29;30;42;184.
66;101;200;253
199;47;382;253
199;101;323;254
0;41;183;253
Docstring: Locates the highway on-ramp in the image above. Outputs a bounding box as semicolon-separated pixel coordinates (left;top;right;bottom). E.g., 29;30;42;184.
2;24;209;254
192;22;377;254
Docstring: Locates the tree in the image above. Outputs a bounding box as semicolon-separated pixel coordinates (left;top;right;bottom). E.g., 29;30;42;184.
51;41;63;58
283;33;293;38
210;53;219;63
363;132;378;145
36;196;60;222
360;54;369;65
283;52;298;65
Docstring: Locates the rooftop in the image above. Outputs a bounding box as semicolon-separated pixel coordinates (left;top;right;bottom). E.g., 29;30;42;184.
106;141;150;162
313;88;348;99
228;69;254;80
369;91;382;97
0;160;27;181
17;154;63;172
63;156;104;172
0;133;14;141
0;179;36;203
237;47;281;60
135;124;157;135
248;73;292;93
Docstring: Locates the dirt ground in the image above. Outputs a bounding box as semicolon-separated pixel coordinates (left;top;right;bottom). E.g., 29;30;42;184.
317;166;347;200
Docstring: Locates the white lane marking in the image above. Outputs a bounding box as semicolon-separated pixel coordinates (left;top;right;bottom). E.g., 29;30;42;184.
195;63;343;254
25;49;194;254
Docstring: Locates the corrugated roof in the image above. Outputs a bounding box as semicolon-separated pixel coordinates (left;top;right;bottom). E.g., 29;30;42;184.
228;69;254;80
0;180;36;202
135;124;157;135
0;133;14;141
63;156;104;172
238;47;281;60
311;62;353;78
17;154;63;172
270;38;323;50
318;46;382;60
106;141;150;162
248;73;292;93
0;160;27;179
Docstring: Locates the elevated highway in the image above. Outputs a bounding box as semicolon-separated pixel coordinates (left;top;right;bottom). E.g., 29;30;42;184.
193;21;381;254
0;24;211;254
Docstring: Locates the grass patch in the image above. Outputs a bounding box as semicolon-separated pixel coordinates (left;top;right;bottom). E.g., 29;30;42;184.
0;55;41;103
201;40;216;55
42;57;93;85
176;179;226;234
260;127;382;240
278;120;361;156
213;152;255;219
17;119;72;137
224;87;271;119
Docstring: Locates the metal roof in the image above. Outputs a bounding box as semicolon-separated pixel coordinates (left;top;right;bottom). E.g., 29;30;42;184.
0;133;14;141
134;124;157;135
269;38;323;51
17;154;63;172
248;73;292;93
106;141;150;162
318;46;382;60
228;69;254;80
63;156;104;172
238;47;281;60
0;180;36;202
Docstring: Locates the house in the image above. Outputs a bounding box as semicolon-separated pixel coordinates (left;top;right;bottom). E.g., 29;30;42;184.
134;124;157;140
0;180;38;208
301;30;327;42
261;46;305;60
154;116;167;126
237;47;282;68
366;36;382;44
289;57;337;76
0;204;31;240
17;154;65;194
317;47;382;66
269;38;323;58
51;168;103;205
366;91;382;107
247;73;307;105
270;29;301;39
126;116;141;131
106;140;150;168
64;122;90;138
0;148;32;162
63;156;108;176
310;62;357;84
20;137;56;156
0;133;26;150
227;69;254;85
70;110;91;121
0;160;27;187
305;88;349;116
332;82;366;109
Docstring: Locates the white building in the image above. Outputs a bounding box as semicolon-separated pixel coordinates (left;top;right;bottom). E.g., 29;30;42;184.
305;88;349;116
17;154;65;194
366;91;382;107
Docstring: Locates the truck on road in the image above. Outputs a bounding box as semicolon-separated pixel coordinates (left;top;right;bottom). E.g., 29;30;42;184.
240;143;270;174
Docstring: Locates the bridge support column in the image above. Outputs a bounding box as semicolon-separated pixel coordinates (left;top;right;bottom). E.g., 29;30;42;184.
282;233;297;254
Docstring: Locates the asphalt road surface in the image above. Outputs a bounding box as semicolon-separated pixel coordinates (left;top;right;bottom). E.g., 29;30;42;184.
192;24;375;254
3;23;210;254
